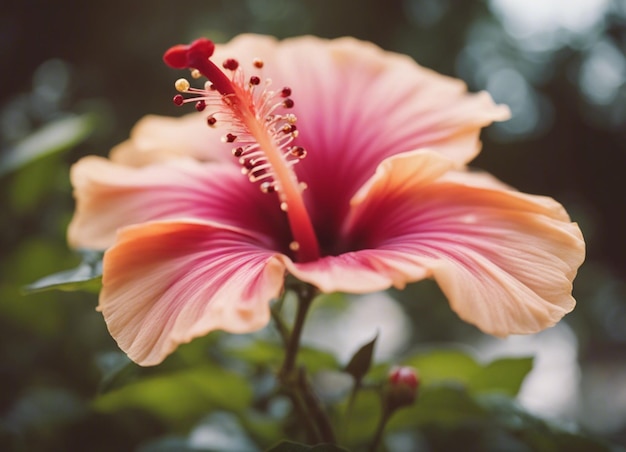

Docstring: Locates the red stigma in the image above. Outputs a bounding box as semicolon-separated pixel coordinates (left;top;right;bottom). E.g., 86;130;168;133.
164;38;235;97
195;100;207;111
281;87;292;97
173;94;184;106
163;38;216;69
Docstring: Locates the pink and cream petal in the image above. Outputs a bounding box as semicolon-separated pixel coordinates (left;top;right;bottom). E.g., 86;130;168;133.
283;249;431;294
305;150;585;336
109;34;508;243
99;220;286;366
68;156;288;250
238;35;510;239
275;35;509;168
181;34;508;181
109;114;233;166
349;149;455;205
274;35;509;173
397;207;583;336
210;34;281;71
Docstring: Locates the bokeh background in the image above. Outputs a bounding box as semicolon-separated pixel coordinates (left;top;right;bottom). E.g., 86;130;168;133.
1;0;626;450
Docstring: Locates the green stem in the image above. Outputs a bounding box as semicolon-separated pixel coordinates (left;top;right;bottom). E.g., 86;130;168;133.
342;378;361;443
274;284;337;444
290;387;323;443
270;301;290;348
296;367;337;444
280;284;315;377
368;407;392;452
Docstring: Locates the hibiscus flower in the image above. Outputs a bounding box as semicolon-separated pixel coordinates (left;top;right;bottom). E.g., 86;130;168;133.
68;35;584;366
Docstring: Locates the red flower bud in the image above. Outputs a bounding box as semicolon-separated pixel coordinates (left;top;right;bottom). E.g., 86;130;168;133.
385;366;419;410
389;366;419;390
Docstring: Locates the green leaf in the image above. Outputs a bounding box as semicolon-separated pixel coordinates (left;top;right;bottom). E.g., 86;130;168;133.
23;249;103;294
403;348;533;397
266;440;349;452
390;384;487;429
403;348;481;387
240;412;283;449
468;357;534;397
477;394;614;452
136;437;199;452
92;365;253;430
299;347;340;372
344;333;377;382
342;384;488;446
0;113;97;176
339;390;381;445
226;340;338;373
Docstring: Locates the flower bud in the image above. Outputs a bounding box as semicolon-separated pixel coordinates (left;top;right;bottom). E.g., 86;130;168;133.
384;366;419;411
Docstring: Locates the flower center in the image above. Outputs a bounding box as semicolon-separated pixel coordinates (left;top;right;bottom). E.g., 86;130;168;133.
163;38;320;262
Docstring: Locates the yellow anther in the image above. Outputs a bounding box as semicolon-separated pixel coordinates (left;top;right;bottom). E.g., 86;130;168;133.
175;78;190;92
190;69;201;79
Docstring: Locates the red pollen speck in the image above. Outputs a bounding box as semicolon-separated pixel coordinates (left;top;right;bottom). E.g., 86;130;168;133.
249;76;261;85
207;116;217;126
252;168;267;178
283;98;294;108
261;182;275;193
291;146;307;158
281;87;292;97
242;158;255;170
223;58;239;71
173;94;184;106
195;100;207;111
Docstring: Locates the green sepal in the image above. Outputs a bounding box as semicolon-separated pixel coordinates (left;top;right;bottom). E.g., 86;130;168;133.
344;333;378;382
